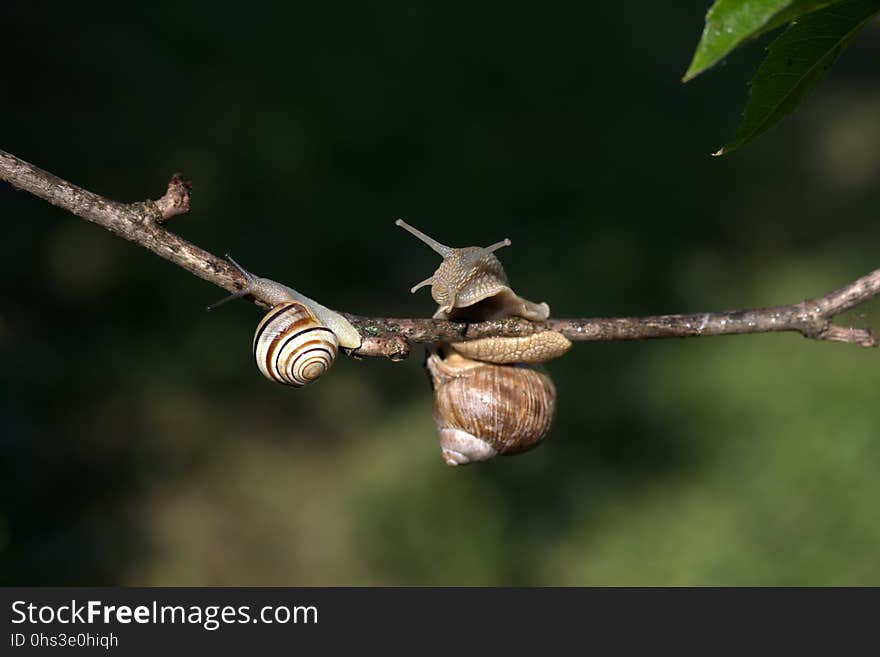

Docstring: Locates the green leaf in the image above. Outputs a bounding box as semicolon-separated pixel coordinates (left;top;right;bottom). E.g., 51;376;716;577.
766;0;846;26
684;0;842;82
716;0;880;155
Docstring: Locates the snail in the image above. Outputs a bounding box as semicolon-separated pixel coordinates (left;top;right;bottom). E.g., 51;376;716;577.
209;256;361;387
397;220;571;465
396;219;549;322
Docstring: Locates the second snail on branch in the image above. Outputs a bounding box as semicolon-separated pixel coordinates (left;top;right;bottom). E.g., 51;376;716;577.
210;221;571;466
395;220;571;465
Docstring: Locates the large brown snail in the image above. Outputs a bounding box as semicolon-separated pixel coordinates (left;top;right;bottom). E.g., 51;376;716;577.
397;220;571;465
209;256;361;387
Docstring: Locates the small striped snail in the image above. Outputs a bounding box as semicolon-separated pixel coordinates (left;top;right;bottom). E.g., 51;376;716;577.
209;256;361;388
397;220;571;465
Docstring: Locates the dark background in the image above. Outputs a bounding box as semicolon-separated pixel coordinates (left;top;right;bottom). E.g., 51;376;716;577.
2;1;879;585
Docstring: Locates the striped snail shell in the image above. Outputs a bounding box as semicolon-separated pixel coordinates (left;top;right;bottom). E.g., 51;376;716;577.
208;255;361;389
253;301;339;387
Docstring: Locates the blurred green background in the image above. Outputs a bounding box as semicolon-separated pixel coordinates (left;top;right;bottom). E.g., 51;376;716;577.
2;2;879;586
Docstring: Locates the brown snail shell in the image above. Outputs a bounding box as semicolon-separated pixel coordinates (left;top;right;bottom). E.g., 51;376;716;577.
427;349;556;465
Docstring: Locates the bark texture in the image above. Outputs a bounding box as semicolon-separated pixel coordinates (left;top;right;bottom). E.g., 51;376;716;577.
2;148;877;359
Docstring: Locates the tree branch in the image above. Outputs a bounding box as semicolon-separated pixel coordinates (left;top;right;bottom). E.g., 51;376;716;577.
2;148;878;359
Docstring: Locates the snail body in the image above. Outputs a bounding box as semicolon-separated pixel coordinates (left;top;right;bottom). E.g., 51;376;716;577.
396;219;549;321
230;268;361;350
211;256;361;388
449;331;572;364
397;220;571;465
